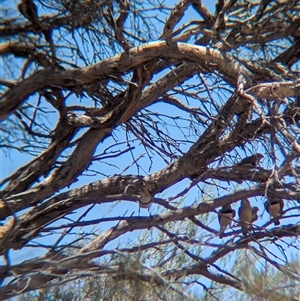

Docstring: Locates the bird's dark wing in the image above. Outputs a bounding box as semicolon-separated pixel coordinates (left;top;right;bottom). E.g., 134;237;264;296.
237;155;255;166
264;201;270;214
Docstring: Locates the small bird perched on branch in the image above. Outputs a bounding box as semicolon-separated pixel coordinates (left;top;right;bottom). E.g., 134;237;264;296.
18;0;55;60
218;204;236;238
124;178;154;210
138;187;152;209
18;0;41;30
251;206;259;223
236;153;264;167
264;198;284;225
238;198;259;235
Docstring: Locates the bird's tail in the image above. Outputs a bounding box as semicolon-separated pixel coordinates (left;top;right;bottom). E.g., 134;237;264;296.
242;228;248;236
274;220;280;226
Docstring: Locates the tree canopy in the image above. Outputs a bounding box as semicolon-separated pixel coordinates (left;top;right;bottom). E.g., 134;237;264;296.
0;0;300;300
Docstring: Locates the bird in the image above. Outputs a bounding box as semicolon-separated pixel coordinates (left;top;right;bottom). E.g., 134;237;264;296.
138;187;152;209
218;204;236;238
238;198;259;235
18;0;41;30
124;178;153;210
252;206;259;223
236;153;264;167
264;198;284;225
